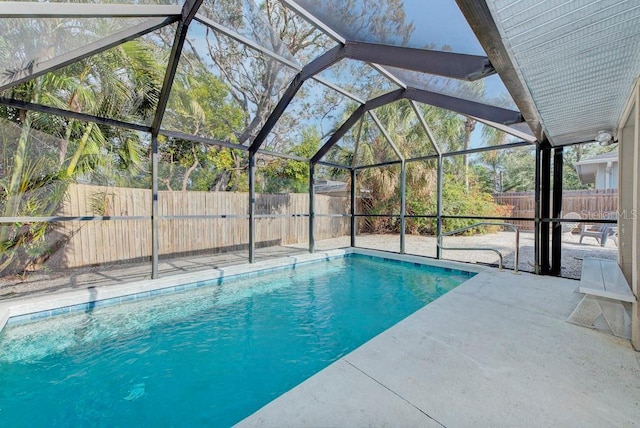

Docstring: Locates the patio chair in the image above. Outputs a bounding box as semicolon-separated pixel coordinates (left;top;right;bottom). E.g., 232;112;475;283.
579;214;616;247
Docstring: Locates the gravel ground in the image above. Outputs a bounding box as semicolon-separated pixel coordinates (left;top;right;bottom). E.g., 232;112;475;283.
0;231;617;300
305;231;617;278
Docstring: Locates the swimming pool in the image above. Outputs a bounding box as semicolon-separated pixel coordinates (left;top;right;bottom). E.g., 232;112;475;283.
0;252;474;426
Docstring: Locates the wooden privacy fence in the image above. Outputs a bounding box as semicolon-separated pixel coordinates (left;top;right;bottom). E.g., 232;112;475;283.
57;184;350;268
493;189;618;230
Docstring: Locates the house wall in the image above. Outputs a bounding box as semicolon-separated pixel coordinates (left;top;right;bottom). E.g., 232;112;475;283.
595;163;618;189
618;77;639;350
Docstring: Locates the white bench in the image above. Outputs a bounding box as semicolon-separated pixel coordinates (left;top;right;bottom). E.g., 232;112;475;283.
567;258;636;339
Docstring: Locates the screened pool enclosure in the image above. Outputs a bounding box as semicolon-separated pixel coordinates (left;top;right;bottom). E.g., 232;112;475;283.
0;0;631;287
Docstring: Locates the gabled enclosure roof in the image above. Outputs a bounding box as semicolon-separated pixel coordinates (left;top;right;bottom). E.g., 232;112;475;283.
1;0;638;159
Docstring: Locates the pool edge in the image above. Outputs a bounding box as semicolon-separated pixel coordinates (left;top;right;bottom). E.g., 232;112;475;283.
0;249;485;334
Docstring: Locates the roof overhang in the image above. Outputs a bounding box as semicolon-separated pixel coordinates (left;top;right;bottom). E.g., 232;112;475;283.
575;155;617;185
460;0;640;146
575;157;618;167
456;0;544;142
575;163;597;185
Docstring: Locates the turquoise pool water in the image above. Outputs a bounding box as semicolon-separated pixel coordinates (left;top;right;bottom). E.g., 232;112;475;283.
0;255;472;426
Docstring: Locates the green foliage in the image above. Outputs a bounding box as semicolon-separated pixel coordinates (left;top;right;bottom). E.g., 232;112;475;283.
475;147;536;193
355;100;509;236
501;150;536;192
474;143;616;194
403;172;511;235
0;37;167;275
405;190;435;235
258;128;320;193
470;164;495;194
0;121;70;274
440;173;511;232
166;66;245;141
357;164;400;233
157;60;247;192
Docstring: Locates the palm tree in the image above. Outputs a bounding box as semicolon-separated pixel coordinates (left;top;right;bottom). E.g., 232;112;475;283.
0;36;165;275
355;101;446;233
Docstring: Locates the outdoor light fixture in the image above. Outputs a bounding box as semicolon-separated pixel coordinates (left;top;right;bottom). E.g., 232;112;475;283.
596;130;613;146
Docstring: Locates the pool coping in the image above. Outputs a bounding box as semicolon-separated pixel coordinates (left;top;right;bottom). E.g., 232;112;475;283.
0;248;485;333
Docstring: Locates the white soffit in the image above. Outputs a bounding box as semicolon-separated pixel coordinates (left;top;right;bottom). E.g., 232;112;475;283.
486;0;640;145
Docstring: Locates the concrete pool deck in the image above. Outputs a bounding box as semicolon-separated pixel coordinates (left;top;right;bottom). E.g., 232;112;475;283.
238;268;640;427
0;231;618;299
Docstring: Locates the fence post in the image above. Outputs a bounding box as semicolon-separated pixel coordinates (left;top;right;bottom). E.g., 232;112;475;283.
534;143;541;274
436;154;443;259
248;153;256;263
309;162;315;253
351;169;356;247
151;135;159;279
400;160;406;254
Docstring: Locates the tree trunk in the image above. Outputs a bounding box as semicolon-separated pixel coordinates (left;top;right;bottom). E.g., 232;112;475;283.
212;171;231;191
60;126;71;166
181;153;199;191
66;123;94;177
463;118;476;189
